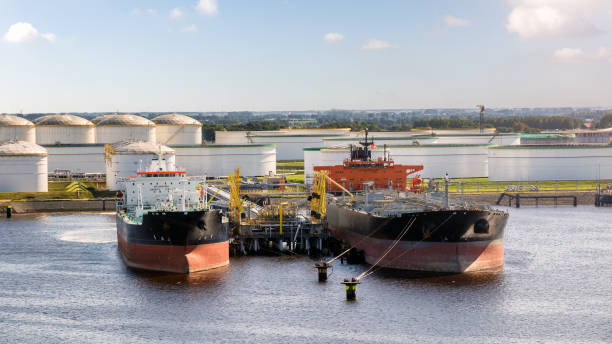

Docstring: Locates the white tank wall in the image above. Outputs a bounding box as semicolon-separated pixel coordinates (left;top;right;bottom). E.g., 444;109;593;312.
389;146;489;179
45;146;106;173
214;131;250;144
0;126;35;143
36;126;95;145
106;153;176;190
96;126;156;144
173;145;276;177
0;156;48;192
434;134;520;146
156;125;202;145
249;136;332;160
488;146;612;181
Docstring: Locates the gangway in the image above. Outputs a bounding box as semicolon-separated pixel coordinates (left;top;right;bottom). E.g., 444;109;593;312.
205;184;263;217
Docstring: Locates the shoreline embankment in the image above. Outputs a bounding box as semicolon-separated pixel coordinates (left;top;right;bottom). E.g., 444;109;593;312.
0;199;116;214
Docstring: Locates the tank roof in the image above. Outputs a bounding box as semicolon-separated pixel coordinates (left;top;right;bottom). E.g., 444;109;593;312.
34;114;93;126
0;140;47;156
112;140;174;155
94;114;154;126
152;114;202;126
0;114;34;127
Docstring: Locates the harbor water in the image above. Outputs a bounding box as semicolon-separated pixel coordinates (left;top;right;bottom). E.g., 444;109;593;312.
1;206;611;343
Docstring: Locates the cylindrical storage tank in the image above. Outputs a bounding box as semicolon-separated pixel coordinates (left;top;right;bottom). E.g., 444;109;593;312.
488;145;612;181
152;114;202;145
214;131;250;144
34;114;95;144
173;144;276;177
389;144;489;178
106;141;175;190
95;114;156;144
0;140;48;192
0;114;35;143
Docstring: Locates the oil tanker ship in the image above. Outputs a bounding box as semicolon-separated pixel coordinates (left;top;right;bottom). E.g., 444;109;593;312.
116;158;229;273
315;130;509;273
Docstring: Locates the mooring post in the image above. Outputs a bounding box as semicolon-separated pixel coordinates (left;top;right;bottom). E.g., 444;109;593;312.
6;205;12;218
341;278;361;301
315;262;331;282
516;194;520;208
573;196;577;207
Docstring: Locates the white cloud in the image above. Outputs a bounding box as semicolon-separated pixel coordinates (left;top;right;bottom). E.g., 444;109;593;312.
170;8;183;19
553;47;585;62
324;32;344;43
40;33;56;43
132;8;157;16
444;15;471;27
196;0;218;16
506;0;607;39
3;22;56;43
183;24;198;32
361;39;395;50
553;46;612;63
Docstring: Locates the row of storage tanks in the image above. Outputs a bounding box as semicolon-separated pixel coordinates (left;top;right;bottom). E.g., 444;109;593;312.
304;144;612;185
0;113;276;192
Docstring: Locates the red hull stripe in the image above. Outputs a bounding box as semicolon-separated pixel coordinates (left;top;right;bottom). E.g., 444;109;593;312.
117;232;229;273
331;227;504;273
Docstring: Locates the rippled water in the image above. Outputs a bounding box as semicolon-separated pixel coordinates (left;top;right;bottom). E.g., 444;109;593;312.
1;207;611;343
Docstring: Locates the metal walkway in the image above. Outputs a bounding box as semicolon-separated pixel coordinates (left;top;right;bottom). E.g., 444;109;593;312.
205;184;263;217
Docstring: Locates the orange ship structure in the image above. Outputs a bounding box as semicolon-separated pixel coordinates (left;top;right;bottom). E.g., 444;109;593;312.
313;129;424;193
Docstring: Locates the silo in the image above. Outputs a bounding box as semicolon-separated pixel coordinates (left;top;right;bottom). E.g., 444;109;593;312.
0;114;36;143
152;114;202;145
34;114;95;144
95;114;156;144
488;145;612;181
0;140;48;192
173;144;276;177
389;144;489;178
105;140;175;190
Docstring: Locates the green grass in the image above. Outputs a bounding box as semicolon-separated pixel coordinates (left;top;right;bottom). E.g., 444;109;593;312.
0;181;115;201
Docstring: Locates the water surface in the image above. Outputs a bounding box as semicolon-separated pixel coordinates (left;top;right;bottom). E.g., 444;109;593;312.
0;207;611;343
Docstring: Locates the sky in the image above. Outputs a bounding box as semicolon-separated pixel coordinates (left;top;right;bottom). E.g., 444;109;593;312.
1;0;612;113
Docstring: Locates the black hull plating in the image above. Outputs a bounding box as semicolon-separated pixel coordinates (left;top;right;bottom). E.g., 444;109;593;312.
326;203;507;243
116;209;229;246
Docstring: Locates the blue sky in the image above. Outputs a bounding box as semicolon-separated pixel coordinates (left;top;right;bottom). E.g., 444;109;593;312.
1;0;612;113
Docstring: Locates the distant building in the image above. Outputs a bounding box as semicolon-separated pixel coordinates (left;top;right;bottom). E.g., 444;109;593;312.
561;128;612;145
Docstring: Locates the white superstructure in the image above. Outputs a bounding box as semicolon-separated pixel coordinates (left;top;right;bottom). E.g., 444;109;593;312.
0;140;48;192
0;114;36;143
34;114;95;145
106;140;175;190
488;145;612;181
95;114;156;144
173;144;277;177
152;114;202;145
119;160;207;214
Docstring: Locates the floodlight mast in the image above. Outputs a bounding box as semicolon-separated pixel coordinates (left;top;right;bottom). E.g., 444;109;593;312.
476;105;485;134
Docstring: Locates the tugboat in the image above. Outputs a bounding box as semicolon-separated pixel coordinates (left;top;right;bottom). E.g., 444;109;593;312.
315;130;509;273
115;157;229;273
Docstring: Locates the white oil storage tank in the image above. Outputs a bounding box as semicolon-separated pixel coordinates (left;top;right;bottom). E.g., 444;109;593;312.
95;114;156;144
34;114;95;144
173;144;276;177
106;141;175;190
488;145;612;181
152;114;202;145
0;140;48;192
0;114;36;143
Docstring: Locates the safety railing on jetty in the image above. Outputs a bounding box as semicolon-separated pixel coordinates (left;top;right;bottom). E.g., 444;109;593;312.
425;179;612;195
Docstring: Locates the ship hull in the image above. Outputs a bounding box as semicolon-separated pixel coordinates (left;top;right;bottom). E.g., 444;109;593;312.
326;203;508;273
117;210;229;273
